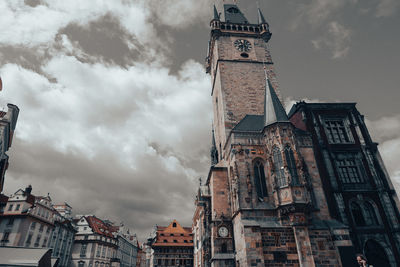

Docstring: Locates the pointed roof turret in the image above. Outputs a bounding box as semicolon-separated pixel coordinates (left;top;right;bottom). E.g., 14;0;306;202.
258;8;267;24
213;5;220;20
264;73;288;126
223;4;248;24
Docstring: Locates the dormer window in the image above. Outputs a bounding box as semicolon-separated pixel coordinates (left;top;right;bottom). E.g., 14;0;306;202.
227;7;239;14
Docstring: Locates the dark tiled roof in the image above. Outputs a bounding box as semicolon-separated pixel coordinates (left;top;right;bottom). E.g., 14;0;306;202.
232;115;264;132
223;4;248;24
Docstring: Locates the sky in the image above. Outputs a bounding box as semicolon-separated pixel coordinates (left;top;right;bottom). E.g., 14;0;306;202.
0;0;399;240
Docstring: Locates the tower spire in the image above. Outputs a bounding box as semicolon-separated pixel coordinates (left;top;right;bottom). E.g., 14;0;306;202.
264;70;288;126
213;5;220;21
258;8;267;24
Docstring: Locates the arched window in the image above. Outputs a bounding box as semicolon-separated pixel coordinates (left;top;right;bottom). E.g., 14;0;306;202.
350;202;365;226
273;147;286;187
364;240;390;267
364;202;379;226
254;161;268;198
284;146;299;185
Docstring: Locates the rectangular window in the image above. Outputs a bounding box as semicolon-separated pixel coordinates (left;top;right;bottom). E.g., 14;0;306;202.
324;119;351;144
26;233;33;246
39;224;44;232
80;244;87;257
336;157;364;184
7;217;14;226
96;245;101;257
30;222;36;230
34;235;41;247
15;204;20;211
7;204;13;211
1;231;10;242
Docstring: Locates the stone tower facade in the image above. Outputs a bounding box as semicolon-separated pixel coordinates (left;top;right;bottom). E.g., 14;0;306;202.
193;4;366;267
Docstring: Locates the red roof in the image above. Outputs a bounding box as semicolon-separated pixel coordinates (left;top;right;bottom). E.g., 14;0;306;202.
86;216;118;238
152;220;193;247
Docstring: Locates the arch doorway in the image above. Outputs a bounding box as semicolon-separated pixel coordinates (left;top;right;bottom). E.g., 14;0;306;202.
364;239;390;267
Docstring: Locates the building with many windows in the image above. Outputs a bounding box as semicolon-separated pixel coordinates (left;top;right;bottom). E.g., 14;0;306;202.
288;102;400;266
71;215;119;267
117;226;139;267
149;220;193;267
0;186;56;248
0;186;76;266
49;209;77;267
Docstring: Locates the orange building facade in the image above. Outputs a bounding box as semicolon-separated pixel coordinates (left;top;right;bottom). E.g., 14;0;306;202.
150;220;194;267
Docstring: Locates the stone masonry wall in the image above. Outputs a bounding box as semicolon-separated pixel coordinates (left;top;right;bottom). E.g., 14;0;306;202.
309;229;342;267
261;227;299;267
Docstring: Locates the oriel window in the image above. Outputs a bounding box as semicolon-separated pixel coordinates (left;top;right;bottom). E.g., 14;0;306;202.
324;119;351;144
336;155;365;184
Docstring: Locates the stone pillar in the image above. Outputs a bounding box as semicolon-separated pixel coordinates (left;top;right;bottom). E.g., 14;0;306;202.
293;226;315;267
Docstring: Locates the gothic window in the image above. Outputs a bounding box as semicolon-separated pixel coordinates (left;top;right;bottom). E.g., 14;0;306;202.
364;202;379;226
335;154;365;184
254;161;268;198
273;147;286;187
350;202;365;226
284;146;299;185
324;119;351;144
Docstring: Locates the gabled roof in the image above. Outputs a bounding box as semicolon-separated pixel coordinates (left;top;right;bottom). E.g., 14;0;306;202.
152;220;193;247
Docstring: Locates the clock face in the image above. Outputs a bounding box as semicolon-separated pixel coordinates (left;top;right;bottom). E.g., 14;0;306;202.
234;39;252;52
218;226;229;237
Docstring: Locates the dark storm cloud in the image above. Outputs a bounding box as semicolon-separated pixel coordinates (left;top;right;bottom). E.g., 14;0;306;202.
60;15;147;67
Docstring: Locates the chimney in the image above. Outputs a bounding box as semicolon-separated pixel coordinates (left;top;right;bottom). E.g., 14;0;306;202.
25;185;32;195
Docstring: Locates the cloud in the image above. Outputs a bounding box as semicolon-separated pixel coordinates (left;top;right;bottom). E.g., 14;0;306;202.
0;1;153;47
376;0;400;17
297;0;347;27
367;115;400;194
1;54;211;239
311;21;351;59
145;0;213;28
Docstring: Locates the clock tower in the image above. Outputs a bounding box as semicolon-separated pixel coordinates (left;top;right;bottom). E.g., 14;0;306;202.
193;3;356;267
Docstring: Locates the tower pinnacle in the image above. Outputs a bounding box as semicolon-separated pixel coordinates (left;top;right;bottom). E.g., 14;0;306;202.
213;5;220;21
258;8;267;24
264;73;288;126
